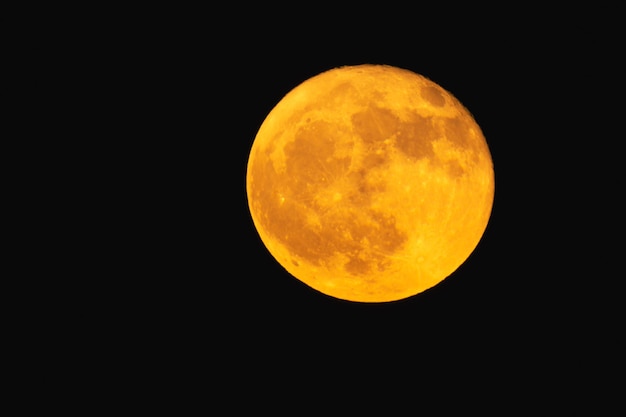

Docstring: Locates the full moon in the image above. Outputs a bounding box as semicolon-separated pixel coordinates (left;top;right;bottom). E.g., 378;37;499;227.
246;64;494;303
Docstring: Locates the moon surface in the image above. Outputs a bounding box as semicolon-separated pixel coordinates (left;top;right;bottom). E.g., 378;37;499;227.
246;64;494;303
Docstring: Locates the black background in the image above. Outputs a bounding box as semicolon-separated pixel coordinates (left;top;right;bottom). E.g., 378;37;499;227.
11;5;623;411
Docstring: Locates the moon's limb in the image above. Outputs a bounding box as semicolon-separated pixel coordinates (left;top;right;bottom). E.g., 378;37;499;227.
247;64;494;302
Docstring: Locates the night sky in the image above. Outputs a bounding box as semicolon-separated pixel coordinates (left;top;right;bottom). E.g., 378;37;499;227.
26;6;620;409
142;8;616;379
204;14;616;384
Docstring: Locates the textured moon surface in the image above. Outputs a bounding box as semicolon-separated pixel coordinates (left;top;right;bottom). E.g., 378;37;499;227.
246;64;494;302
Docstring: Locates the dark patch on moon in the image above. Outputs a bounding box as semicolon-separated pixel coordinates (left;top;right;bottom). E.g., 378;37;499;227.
445;160;465;178
346;168;386;206
352;106;399;145
351;104;438;161
421;85;446;107
250;118;408;275
351;105;476;181
283;120;351;198
344;256;370;275
394;112;438;160
250;104;478;276
442;116;471;149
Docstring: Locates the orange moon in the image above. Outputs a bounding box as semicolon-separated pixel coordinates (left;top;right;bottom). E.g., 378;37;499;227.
246;64;494;303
